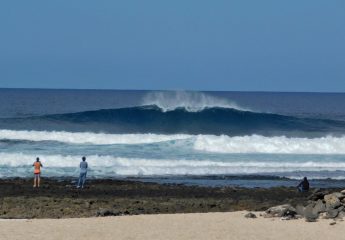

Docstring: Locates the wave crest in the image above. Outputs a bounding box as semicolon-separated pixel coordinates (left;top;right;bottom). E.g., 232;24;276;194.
141;91;246;112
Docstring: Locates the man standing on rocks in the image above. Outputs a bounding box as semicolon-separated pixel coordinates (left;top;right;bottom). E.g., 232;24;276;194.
77;156;88;189
297;177;309;192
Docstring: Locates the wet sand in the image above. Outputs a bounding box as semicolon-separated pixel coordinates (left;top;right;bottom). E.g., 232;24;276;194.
1;212;344;240
0;178;316;219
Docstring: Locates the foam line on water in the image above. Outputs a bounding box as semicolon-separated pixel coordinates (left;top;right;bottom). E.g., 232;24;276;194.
194;135;345;154
2;153;345;178
0;130;192;145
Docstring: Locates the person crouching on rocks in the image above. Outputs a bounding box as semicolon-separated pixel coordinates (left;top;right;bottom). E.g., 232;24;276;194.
297;177;309;192
77;156;88;189
33;157;43;188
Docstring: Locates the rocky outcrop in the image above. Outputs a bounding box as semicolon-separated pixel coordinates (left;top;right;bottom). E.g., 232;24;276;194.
262;189;345;222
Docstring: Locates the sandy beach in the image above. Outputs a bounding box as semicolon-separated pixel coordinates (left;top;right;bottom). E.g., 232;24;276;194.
1;211;343;240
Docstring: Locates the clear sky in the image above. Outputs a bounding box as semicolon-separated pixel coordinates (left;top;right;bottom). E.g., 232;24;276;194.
0;0;344;92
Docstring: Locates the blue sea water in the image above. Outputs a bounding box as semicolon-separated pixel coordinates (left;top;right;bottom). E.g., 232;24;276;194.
1;89;345;188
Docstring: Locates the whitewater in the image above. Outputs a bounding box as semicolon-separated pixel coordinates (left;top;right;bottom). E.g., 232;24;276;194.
2;130;345;154
1;129;345;180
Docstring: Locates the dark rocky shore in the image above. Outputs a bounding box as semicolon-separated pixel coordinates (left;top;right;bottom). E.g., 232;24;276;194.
0;178;325;219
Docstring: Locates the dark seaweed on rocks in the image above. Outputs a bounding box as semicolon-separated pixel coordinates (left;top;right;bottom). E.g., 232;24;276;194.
0;178;311;219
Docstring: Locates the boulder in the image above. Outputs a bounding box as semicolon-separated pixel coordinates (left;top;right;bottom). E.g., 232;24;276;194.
337;206;344;212
244;212;257;218
326;209;339;219
264;204;297;218
324;194;341;210
304;204;319;222
337;211;345;219
308;190;328;201
295;205;305;217
332;192;345;200
313;200;326;214
341;189;345;194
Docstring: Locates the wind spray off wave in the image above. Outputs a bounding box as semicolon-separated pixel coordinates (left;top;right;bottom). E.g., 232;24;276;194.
141;91;247;112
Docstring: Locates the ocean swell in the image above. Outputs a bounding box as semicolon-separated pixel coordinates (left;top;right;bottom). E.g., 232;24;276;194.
1;105;345;136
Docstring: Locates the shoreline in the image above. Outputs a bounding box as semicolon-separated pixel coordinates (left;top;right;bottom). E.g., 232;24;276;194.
0;178;322;219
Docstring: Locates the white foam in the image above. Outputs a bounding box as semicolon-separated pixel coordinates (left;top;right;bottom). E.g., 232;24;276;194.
194;135;345;154
1;153;345;178
0;130;191;145
142;91;247;112
3;130;345;155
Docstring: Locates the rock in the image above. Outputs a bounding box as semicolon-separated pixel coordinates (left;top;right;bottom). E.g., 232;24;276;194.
341;189;345;194
308;190;328;201
313;200;326;214
337;206;344;212
326;209;339;219
330;221;336;225
304;204;319;222
96;209;121;217
337;211;345;220
264;204;297;218
324;194;341;209
244;212;257;218
295;205;305;216
332;192;344;199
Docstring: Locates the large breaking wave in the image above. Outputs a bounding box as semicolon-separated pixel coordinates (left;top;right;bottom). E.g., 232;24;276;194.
1;105;345;136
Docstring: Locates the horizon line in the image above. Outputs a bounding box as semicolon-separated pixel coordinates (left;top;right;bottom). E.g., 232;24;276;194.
0;87;345;94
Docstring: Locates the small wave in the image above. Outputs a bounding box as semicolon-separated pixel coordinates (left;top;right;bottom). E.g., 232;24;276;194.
2;153;345;178
3;130;345;155
194;135;345;154
0;130;191;145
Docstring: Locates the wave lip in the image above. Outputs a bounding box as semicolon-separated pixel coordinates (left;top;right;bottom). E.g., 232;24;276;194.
141;91;247;112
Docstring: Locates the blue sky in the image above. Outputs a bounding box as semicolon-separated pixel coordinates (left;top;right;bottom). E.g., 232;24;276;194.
0;0;344;92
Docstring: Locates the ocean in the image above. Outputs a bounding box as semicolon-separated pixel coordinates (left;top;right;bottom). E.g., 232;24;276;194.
1;89;345;188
